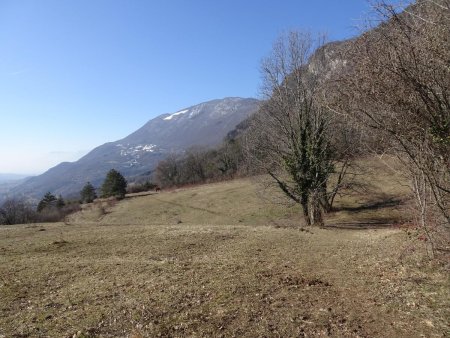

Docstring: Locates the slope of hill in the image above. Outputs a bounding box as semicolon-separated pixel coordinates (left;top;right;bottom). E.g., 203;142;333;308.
0;159;448;337
70;156;410;227
7;97;259;200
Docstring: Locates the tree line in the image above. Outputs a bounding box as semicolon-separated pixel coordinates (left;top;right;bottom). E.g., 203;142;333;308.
155;138;247;189
0;169;128;225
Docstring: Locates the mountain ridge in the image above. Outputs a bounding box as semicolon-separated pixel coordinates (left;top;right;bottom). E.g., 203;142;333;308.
5;97;260;201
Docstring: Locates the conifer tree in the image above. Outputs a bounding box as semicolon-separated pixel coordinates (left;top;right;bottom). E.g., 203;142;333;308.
37;192;57;212
101;169;127;199
80;182;97;203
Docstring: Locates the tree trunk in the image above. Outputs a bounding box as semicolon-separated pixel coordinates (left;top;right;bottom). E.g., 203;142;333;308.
301;194;311;226
309;193;324;226
319;185;332;212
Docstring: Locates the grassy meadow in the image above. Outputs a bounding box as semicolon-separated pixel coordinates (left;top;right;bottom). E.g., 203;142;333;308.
0;158;448;337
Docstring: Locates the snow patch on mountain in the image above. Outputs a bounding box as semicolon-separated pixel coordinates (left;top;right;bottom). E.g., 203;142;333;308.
116;144;157;157
124;159;139;167
164;109;189;120
188;106;203;118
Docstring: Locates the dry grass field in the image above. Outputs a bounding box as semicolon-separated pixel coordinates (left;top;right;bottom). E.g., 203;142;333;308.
0;158;449;337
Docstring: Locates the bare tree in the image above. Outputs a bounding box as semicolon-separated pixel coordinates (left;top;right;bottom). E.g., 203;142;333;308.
246;31;354;226
337;0;449;249
216;139;243;177
179;147;209;184
155;153;182;188
0;198;36;225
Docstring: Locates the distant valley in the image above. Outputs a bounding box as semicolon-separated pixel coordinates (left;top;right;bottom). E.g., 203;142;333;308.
0;174;30;183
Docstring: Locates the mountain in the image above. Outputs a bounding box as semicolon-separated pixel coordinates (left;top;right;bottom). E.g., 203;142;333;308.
6;97;260;201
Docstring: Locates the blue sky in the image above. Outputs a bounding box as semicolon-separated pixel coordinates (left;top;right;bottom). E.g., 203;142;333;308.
1;0;374;175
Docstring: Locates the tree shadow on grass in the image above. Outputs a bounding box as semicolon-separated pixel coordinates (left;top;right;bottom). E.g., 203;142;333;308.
326;197;404;230
324;220;400;230
333;197;403;213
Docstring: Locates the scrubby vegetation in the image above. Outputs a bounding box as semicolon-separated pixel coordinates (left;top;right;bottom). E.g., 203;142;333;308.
334;0;450;253
0;170;128;225
0;194;81;225
0;198;36;225
155;138;247;188
126;181;159;194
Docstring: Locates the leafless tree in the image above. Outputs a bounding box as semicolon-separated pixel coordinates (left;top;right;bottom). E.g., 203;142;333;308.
337;0;449;249
0;198;36;225
246;31;355;226
179;147;209;184
155;153;181;188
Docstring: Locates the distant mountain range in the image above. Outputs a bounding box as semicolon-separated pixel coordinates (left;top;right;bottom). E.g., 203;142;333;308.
0;175;30;200
5;97;260;201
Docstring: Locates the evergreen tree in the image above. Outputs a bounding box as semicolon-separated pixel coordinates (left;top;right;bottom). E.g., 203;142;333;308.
80;182;97;203
37;192;57;212
101;169;127;199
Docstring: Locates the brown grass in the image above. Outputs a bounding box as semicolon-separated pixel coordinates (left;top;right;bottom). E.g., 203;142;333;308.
0;157;448;337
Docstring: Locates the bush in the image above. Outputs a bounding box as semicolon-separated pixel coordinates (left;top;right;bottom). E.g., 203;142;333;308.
127;181;158;194
37;202;82;223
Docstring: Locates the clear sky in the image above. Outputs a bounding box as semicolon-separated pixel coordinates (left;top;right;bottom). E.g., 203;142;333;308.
0;0;373;175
